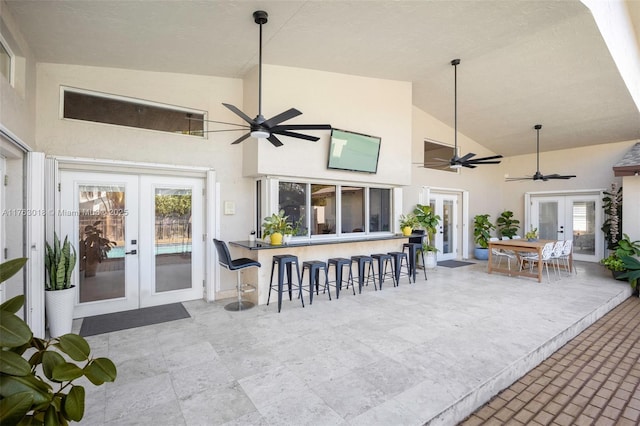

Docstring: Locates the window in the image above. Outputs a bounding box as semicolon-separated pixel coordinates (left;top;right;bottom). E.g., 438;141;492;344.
0;37;13;84
422;139;457;172
62;88;205;136
275;180;392;238
369;188;391;232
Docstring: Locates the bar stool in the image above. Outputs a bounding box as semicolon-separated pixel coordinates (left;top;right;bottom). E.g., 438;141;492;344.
267;254;304;313
350;255;377;293
213;239;261;311
327;257;355;298
387;251;412;284
301;260;331;304
371;253;396;289
403;231;428;282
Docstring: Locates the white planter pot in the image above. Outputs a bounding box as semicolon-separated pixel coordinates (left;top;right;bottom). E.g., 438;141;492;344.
425;252;437;269
45;286;76;338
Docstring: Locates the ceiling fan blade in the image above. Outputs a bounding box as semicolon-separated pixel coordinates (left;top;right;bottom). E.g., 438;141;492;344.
459;152;476;162
267;134;284;147
272;124;332;131
271;129;319;141
186;116;250;128
230;132;252;145
200;128;251;133
467;160;502;165
467;154;503;162
262;108;302;128
461;163;477;169
223;103;255;125
505;176;533;181
545;174;577;180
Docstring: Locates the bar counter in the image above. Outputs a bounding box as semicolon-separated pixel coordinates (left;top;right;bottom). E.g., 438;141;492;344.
228;234;413;306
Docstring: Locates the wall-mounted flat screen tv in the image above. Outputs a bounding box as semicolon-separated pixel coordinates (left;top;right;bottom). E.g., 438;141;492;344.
327;129;381;173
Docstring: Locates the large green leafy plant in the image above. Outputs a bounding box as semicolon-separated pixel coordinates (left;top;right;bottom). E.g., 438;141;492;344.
0;258;117;425
496;210;520;239
413;204;441;251
473;214;495;249
45;234;76;291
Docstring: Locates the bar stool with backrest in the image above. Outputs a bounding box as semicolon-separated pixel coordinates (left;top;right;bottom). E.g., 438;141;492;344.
403;230;427;281
351;255;377;293
371;253;396;289
267;254;304;312
213;239;261;311
327;257;355;298
300;260;331;304
387;251;412;285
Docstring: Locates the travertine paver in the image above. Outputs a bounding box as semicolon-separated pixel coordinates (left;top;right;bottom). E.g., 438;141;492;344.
460;297;640;425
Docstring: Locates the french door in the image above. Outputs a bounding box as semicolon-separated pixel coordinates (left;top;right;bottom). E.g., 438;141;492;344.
429;193;458;261
530;194;602;262
60;171;203;317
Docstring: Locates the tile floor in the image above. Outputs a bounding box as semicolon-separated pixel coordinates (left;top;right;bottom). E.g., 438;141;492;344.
74;260;632;425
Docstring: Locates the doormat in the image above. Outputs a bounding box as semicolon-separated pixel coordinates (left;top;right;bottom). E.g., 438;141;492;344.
79;303;190;337
437;260;475;268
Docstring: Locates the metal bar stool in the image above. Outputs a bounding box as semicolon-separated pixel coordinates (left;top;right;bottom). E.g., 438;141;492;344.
267;254;304;312
213;239;261;311
371;253;396;289
300;260;331;304
350;255;377;293
387;251;412;284
403;231;427;281
327;257;355;298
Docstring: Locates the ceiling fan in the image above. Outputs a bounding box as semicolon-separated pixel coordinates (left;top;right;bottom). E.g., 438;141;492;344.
506;124;576;182
446;59;503;169
190;10;331;147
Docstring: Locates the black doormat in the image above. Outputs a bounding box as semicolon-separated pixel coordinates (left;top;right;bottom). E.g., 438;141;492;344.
79;303;190;337
437;260;475;268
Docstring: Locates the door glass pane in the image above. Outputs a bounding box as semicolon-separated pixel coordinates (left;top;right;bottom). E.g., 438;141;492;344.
442;199;453;255
279;182;308;236
79;185;125;303
154;188;192;293
573;201;596;255
341;186;364;233
538;201;558;240
369;188;390;232
311;184;335;235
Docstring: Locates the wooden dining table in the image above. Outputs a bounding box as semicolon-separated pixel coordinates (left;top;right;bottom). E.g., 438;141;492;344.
487;239;570;282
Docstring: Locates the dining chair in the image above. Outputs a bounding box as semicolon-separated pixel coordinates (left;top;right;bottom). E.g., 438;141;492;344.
558;240;576;276
549;240;566;277
490;237;516;270
520;241;555;282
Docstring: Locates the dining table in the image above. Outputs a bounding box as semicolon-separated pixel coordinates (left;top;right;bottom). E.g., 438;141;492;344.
487;239;571;282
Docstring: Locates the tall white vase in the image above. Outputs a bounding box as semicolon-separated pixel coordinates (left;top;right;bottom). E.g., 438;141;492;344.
45;286;75;338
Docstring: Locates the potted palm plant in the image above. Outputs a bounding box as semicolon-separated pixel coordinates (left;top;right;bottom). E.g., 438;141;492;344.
44;233;77;337
80;221;116;277
473;214;495;260
413;204;441;268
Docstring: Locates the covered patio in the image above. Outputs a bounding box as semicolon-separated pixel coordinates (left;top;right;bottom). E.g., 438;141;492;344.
75;260;632;425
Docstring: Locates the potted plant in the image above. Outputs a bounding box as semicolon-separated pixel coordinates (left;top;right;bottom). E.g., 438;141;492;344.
399;213;419;236
525;226;539;241
473;214;495;260
262;210;292;245
496;210;520;239
619;255;640;297
601;234;640;280
80;221;116;277
44;233;77;337
0;257;117;424
413;204;441;268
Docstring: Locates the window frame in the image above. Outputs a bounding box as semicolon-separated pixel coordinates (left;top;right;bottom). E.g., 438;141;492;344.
0;33;15;86
59;86;207;138
270;178;395;241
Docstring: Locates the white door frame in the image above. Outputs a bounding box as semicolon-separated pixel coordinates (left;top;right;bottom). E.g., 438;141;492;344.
526;189;605;262
52;156;216;318
420;187;469;260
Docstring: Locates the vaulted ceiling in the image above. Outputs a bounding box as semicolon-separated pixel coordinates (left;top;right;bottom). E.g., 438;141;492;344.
4;0;640;156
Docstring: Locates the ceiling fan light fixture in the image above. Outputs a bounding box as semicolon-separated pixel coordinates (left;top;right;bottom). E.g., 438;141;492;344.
449;164;462;169
250;130;270;139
